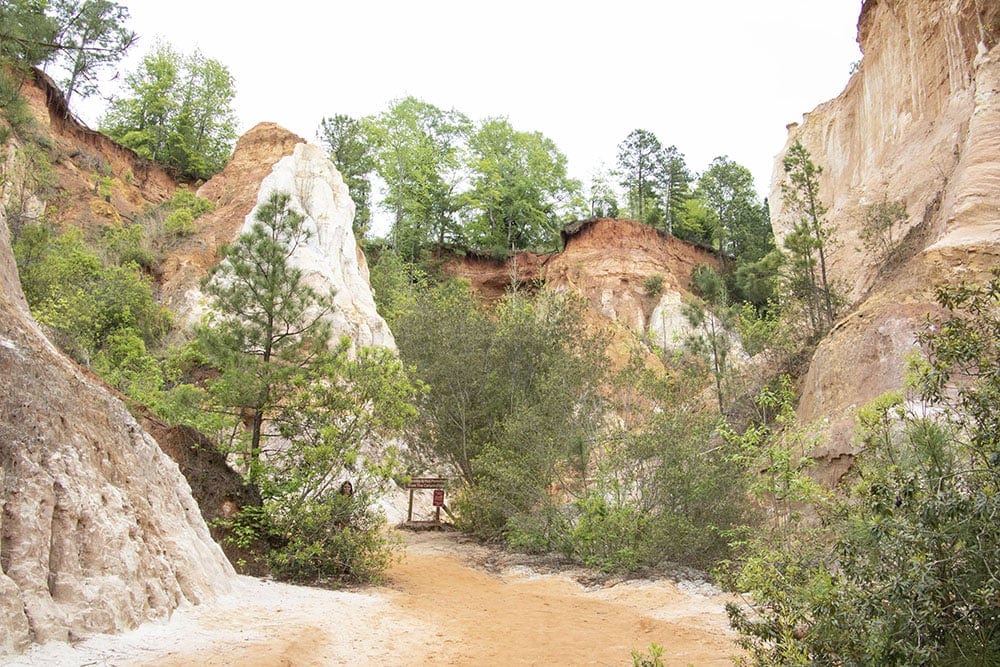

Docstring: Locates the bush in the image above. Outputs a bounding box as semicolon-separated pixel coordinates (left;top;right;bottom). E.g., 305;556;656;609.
631;643;665;667
162;188;215;238
14;223;170;365
264;494;400;584
100;222;155;270
92;328;164;403
643;273;664;297
725;268;1000;665
569;495;652;573
164;208;194;236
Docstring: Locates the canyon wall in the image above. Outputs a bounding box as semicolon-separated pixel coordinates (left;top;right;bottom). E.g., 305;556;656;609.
440;218;720;353
771;0;1000;481
0;211;234;654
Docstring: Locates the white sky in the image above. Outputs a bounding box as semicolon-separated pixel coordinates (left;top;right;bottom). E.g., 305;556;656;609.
76;1;862;208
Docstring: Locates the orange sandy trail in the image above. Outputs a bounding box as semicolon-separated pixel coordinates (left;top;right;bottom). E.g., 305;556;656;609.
386;542;738;666
143;530;739;667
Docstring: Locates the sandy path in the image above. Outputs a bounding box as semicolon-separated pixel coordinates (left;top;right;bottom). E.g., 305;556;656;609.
5;530;739;666
389;532;737;665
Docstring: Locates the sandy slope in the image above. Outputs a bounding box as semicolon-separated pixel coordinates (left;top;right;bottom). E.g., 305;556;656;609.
4;531;739;666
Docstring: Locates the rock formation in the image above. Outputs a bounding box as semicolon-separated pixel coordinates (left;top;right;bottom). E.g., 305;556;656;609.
440;218;719;348
0;214;234;653
770;0;1000;481
166;125;395;351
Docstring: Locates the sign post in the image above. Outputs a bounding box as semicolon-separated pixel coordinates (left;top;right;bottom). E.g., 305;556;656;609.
405;477;449;524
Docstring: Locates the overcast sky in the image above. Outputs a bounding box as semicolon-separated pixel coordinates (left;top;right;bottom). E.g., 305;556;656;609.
76;1;863;206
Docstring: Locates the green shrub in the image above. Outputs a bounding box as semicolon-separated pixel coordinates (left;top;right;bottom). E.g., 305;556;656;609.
161;188;214;238
92;328;164;403
14;224;170;365
100;223;155;270
631;643;665;667
505;502;572;555
264;494;399;584
569;495;652;573
643;273;664;297
164;208;194;236
724;269;1000;665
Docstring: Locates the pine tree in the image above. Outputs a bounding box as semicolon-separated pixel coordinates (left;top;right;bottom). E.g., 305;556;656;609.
199;191;332;478
781;141;835;328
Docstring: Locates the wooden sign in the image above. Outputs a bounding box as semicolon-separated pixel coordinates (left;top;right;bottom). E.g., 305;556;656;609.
406;477;448;490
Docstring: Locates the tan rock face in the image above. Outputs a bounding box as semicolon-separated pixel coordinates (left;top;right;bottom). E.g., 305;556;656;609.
0;213;234;653
771;0;1000;477
547;219;718;340
158;122;305;316
443;219;718;339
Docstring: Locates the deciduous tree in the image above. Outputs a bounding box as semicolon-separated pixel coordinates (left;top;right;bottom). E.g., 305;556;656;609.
364;97;470;257
463;117;580;252
318;114;374;236
101;42;236;178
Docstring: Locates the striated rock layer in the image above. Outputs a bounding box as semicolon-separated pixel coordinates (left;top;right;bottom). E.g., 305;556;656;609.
549;219;718;346
0;215;234;653
440;218;719;347
770;0;1000;482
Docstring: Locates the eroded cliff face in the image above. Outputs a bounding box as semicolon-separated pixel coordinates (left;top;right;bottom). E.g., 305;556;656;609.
0;212;234;653
441;219;719;351
167;124;395;350
771;0;1000;481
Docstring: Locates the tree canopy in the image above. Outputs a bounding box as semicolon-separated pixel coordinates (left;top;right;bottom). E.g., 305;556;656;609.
101;42;237;179
318;114;375;236
364;96;470;256
463;117;579;252
47;0;135;108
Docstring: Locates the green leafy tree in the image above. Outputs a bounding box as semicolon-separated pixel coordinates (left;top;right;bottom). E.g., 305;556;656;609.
586;166;619;218
47;0;135;109
198;191;333;476
365;97;470;257
395;283;606;539
0;0;56;132
101;42;236;178
196;191;418;582
684;264;734;413
318;113;374;236
0;0;58;70
673;196;717;247
696;156;771;271
858;196;907;265
254;341;417;582
658;145;691;235
165;50;237;177
781;141;834;328
570;350;753;572
13;222;170;367
616;128;665;224
463;117;580;252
